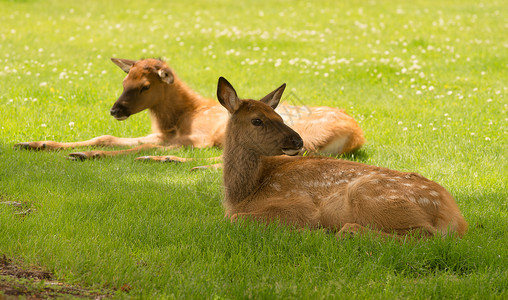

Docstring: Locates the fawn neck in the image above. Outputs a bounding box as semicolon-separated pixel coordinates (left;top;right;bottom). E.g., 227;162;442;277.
222;129;265;209
149;76;211;134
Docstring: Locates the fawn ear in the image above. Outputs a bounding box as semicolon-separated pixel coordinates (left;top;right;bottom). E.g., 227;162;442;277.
260;83;286;109
111;58;135;73
157;67;174;84
217;77;240;113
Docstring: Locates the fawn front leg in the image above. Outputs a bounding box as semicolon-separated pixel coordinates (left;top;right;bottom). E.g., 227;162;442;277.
15;133;163;151
68;143;169;161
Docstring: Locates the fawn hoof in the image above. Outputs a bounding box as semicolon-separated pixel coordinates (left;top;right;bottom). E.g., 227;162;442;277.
68;152;103;161
190;166;209;172
68;152;88;161
14;142;30;150
162;157;182;163
14;142;46;150
135;156;153;161
135;156;182;163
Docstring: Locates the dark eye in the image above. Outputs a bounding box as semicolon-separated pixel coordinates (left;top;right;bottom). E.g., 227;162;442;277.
251;119;263;126
140;85;150;93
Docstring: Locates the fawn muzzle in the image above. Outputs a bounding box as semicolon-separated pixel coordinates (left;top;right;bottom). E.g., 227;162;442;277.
281;133;304;156
110;104;130;120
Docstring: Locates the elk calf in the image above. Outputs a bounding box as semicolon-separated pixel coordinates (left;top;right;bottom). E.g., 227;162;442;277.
15;58;364;162
218;77;467;238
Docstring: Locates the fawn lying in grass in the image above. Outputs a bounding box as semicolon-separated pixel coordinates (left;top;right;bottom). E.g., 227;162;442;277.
16;58;364;163
218;77;467;238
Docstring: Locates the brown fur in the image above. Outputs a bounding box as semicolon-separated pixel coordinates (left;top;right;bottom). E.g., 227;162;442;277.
218;77;467;239
15;58;364;161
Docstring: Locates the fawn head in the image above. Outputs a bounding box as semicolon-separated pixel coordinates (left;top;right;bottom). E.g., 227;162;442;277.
110;58;174;120
217;77;303;156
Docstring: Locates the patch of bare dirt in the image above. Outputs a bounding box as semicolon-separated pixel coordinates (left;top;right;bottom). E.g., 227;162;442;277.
0;254;112;299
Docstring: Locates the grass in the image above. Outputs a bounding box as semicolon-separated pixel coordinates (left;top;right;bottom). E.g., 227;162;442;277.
0;0;507;298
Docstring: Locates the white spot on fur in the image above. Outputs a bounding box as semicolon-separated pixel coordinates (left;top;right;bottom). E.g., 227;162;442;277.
335;179;349;185
403;183;412;187
429;191;440;197
305;181;333;189
418;197;431;205
420;185;428;189
271;183;281;191
408;196;416;203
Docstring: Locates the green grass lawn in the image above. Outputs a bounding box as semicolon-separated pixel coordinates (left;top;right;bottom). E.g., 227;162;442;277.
1;0;507;298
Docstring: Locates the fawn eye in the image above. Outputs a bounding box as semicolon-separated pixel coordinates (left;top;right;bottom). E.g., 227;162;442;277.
251;119;263;126
140;85;150;93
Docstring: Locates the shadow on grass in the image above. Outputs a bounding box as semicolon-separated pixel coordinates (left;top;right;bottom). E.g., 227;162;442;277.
336;148;370;162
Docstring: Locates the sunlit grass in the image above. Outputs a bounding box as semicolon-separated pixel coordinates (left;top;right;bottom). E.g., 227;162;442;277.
0;0;507;298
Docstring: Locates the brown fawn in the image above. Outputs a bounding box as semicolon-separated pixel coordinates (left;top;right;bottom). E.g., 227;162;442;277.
15;58;364;162
218;77;467;238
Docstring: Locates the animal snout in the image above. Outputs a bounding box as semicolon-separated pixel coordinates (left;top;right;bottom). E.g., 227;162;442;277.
281;134;304;156
110;107;120;116
289;134;304;149
288;135;303;149
110;104;130;120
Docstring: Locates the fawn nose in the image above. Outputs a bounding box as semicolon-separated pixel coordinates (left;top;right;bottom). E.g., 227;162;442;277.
110;107;119;116
291;135;304;149
110;103;130;120
281;134;303;156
